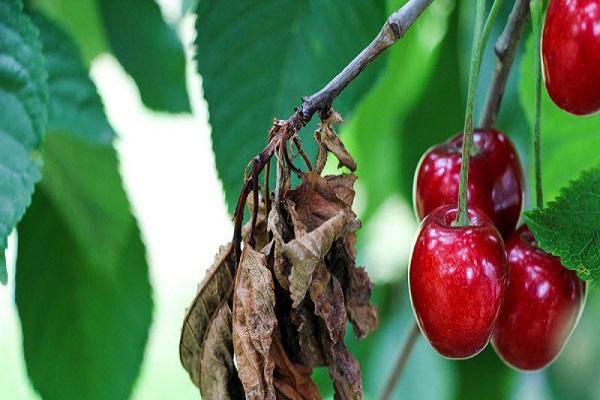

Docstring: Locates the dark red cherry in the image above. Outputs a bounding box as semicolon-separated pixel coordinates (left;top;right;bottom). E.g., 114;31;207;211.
542;0;600;115
492;225;586;371
413;129;523;237
409;205;508;359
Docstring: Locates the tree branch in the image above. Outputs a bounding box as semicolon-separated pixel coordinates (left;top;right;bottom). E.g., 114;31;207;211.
479;0;531;128
300;0;434;121
233;0;435;262
378;322;420;400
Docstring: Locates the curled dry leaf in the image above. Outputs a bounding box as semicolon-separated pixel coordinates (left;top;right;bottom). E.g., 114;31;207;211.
180;243;236;389
244;195;270;251
310;263;363;400
284;210;359;308
233;246;277;400
314;111;357;174
285;172;357;235
328;239;378;339
271;332;322;400
200;303;244;399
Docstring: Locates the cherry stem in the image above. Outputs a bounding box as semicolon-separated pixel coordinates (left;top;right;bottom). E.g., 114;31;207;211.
378;322;420;400
455;0;486;226
530;0;544;208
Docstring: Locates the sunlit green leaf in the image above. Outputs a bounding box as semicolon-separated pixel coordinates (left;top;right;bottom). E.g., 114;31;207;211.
31;11;114;144
97;0;190;113
17;135;153;400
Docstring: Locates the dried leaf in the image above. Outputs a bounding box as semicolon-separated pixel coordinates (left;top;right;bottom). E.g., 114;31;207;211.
345;266;378;339
233;246;277;400
271;332;321;400
314;111;356;174
291;304;328;368
200;303;244;399
285;172;356;235
324;175;357;209
244;196;270;251
284;210;359;307
326;342;362;400
327;239;378;339
310;263;362;399
310;263;346;343
180;243;236;388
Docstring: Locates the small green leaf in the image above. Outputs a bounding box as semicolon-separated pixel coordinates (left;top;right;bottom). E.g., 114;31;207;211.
16;135;153;400
0;0;47;284
196;0;387;213
97;0;190;113
520;34;600;200
31;11;115;144
525;165;600;282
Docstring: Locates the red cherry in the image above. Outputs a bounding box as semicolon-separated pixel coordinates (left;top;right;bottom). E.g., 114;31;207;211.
542;0;600;115
413;129;523;237
492;225;586;371
409;205;508;359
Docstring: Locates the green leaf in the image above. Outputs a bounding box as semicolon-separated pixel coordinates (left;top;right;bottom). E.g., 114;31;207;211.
31;0;108;64
16;134;153;400
520;34;600;201
342;0;457;220
31;11;114;144
195;0;387;212
97;0;190;113
0;0;47;284
524;165;600;282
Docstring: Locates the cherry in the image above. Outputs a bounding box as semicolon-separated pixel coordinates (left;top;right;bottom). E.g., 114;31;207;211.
413;129;523;238
409;205;508;359
492;225;586;371
542;0;600;115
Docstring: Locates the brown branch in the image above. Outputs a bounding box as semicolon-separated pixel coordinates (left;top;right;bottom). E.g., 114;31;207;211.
479;0;531;128
379;322;420;400
232;0;435;263
300;0;434;122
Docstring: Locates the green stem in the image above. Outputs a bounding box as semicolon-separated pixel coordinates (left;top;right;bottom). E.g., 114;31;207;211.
531;0;543;208
455;0;486;226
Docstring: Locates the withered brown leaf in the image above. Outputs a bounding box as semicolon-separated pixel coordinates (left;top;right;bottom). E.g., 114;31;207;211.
271;332;321;400
310;263;362;400
328;238;378;340
314;111;356;174
345;266;378;339
233;246;277;400
283;210;359;308
244;195;270;252
180;243;236;388
200;303;244;399
285;172;357;235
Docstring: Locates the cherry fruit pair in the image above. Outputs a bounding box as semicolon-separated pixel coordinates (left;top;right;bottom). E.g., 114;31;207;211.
409;129;585;370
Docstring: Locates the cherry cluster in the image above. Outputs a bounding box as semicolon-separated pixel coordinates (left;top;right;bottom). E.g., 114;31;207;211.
408;129;585;371
406;0;600;371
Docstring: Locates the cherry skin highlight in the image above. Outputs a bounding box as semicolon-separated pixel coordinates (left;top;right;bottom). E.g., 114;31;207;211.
413;129;523;237
542;0;600;115
409;205;508;359
492;225;586;371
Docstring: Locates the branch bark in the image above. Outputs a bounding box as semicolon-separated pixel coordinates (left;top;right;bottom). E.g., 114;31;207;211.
479;0;531;128
300;0;434;121
378;322;420;400
233;0;435;262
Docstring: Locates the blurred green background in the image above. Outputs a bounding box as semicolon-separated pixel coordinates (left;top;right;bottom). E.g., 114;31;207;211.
2;0;600;399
